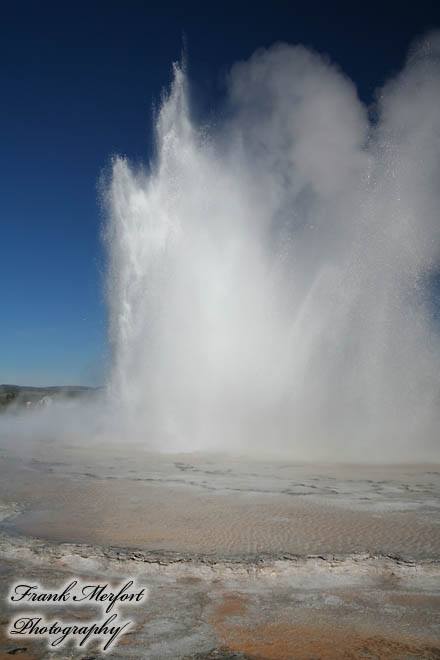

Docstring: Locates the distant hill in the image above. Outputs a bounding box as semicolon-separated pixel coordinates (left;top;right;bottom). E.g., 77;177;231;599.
0;384;101;410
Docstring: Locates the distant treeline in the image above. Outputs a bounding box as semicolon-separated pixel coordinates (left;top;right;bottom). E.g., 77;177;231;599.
0;384;100;410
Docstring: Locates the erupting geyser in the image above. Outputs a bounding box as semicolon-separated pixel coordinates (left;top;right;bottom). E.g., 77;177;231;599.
104;34;440;459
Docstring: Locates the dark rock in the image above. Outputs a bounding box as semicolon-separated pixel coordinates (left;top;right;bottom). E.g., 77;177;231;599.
7;650;28;656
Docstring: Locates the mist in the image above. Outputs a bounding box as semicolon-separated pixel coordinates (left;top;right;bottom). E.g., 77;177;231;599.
3;33;440;461
101;32;440;460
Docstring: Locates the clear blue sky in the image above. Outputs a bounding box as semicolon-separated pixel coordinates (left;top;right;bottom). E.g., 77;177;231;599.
2;0;439;386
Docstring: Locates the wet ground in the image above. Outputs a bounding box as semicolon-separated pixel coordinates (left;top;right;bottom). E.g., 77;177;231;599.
0;440;439;658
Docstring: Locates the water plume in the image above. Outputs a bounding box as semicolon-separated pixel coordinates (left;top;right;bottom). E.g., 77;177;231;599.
103;34;440;459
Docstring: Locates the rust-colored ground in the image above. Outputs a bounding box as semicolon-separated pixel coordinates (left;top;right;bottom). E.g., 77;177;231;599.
209;593;440;660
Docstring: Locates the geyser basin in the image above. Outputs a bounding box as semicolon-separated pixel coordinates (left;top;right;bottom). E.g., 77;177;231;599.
2;33;440;660
104;33;440;460
1;440;439;659
2;444;440;560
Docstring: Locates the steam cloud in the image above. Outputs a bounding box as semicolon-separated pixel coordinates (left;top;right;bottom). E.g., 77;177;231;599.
101;32;440;460
4;34;440;461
